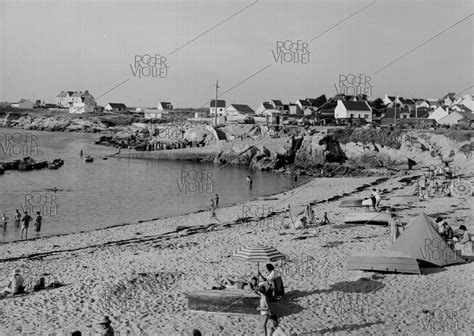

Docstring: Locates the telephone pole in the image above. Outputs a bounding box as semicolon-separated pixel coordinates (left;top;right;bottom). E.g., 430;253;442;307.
214;80;219;125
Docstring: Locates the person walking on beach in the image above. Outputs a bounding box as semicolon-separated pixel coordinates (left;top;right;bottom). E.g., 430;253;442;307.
98;316;115;336
292;171;297;188
215;194;219;208
2;213;8;228
20;211;32;239
210;199;218;221
80;149;83;157
246;176;253;188
14;209;21;227
34;211;42;233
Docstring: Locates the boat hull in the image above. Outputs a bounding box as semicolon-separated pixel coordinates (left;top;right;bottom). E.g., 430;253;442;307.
343;212;391;225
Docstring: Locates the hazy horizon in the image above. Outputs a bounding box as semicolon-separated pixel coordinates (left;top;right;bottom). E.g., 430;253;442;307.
0;0;472;109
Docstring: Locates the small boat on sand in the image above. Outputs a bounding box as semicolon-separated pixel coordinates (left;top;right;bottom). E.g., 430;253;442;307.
84;155;94;162
343;211;391;225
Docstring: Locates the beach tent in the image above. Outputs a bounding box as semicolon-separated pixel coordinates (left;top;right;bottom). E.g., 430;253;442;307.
346;213;466;274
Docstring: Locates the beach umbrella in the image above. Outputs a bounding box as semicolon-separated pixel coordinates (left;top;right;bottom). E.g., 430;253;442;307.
232;245;285;280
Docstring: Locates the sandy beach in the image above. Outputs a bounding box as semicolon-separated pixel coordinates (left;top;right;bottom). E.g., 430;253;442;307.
0;132;473;336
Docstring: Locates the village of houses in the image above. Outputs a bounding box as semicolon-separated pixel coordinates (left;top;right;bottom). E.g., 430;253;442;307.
4;90;474;128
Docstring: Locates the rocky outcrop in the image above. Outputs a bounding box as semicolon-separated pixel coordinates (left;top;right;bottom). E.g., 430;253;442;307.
294;135;347;169
11;116;108;133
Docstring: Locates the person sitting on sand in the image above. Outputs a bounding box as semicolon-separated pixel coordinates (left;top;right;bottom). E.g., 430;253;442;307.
218;277;258;292
453;225;471;244
294;216;307;230
440;221;454;242
98;316;115;336
1;269;25;295
319;212;331;225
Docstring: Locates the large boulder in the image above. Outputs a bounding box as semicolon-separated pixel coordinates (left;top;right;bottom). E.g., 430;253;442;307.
214;144;259;165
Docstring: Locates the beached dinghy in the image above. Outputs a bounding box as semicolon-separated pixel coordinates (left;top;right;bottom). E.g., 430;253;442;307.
343;211;391;225
84;155;94;162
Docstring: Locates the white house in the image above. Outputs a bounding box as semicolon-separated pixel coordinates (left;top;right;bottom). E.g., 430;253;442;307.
104;103;128;113
144;108;162;119
334;100;372;122
270;99;284;111
428;106;449;122
296;99;311;111
56;91;74;107
289;104;303;115
458;94;473;112
382;95;400;107
11;99;34;109
158;102;173;111
440;93;456;106
194;110;209;119
209;100;226;116
69;92;97;114
225;104;254;121
255;102;274;115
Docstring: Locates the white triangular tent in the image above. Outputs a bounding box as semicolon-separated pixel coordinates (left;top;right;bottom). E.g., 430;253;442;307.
346;213;466;274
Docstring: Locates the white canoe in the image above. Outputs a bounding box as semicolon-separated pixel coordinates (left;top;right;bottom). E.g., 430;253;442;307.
343;212;391;225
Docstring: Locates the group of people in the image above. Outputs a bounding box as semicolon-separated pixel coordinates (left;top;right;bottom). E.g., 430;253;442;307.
435;217;471;248
2;210;42;238
69;316;115;336
293;204;331;230
214;264;285;336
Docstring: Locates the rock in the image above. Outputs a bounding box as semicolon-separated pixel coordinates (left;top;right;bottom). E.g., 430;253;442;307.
294;135;347;169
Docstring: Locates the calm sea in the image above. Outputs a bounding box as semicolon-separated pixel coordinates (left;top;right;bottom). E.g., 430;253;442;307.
0;128;296;243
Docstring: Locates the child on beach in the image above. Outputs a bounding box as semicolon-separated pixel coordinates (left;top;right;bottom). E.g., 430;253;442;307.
257;285;270;336
320;212;331;225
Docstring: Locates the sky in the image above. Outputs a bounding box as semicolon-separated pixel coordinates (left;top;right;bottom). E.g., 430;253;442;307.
0;0;472;109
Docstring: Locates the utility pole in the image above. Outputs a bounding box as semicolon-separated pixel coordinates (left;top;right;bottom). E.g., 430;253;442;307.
214;80;219;125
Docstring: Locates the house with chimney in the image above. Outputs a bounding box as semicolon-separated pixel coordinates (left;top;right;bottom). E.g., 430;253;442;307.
380;107;411;124
270;99;284;111
104;103;128;113
69;91;97;114
56;91;74;108
209;100;226;116
158;102;173;111
296;99;311;111
225;104;255;121
334;100;372;122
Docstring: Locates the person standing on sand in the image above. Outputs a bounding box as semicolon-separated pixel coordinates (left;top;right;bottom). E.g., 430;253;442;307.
292;171;297;188
389;214;400;243
2;213;8;228
98;316;115;336
247;176;253;188
14;209;21;227
215;194;219;208
210;199;218;221
20;211;31;239
34;211;42;233
371;188;381;211
256;285;270;336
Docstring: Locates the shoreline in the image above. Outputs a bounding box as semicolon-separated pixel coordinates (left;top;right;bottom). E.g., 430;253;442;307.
0;174;392;260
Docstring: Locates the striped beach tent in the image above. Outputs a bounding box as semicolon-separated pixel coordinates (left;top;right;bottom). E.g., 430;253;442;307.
232;245;285;278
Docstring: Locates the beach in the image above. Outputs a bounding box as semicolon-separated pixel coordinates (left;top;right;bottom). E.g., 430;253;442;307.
0;162;472;335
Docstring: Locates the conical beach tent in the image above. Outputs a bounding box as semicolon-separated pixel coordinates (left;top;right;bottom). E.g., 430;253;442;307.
346;213;466;274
